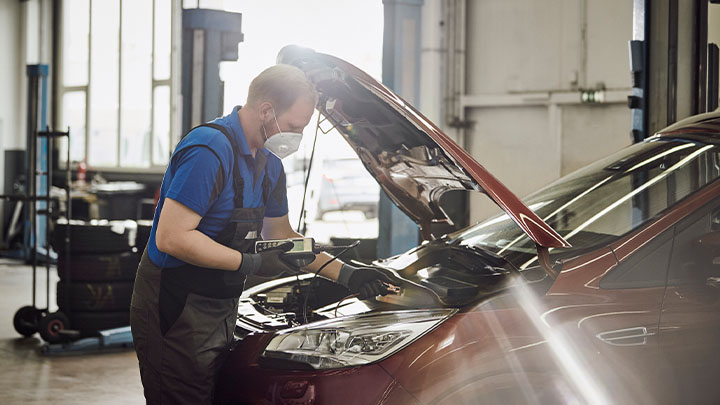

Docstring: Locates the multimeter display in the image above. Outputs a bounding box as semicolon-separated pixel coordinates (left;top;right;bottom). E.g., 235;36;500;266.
254;238;316;268
255;238;314;254
289;240;308;252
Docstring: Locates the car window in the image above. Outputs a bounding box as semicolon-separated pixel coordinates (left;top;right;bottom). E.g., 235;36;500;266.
599;199;720;290
599;229;674;289
667;199;720;286
453;139;720;269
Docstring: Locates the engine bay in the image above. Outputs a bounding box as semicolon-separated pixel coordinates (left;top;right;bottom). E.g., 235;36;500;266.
234;242;517;340
235;273;404;340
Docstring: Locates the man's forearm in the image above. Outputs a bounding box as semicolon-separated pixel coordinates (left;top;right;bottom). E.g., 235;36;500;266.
157;229;243;271
304;251;342;281
261;215;343;281
284;231;343;281
265;230;342;280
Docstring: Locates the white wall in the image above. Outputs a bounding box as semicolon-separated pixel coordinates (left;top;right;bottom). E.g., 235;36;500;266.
0;0;22;155
712;4;720;47
0;0;52;233
419;0;444;126
460;0;633;222
0;0;22;232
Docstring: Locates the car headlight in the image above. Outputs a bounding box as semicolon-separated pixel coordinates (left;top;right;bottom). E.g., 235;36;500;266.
261;309;456;370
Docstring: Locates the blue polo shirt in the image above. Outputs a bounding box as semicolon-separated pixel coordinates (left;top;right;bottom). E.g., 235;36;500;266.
147;106;289;268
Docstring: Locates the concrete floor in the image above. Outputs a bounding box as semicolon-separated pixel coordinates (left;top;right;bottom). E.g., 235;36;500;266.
0;258;144;404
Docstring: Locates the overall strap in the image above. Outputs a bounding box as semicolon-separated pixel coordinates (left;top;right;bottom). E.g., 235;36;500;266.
261;169;272;205
195;123;244;208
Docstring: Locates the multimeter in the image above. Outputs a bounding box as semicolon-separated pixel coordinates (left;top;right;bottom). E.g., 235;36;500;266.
255;237;317;268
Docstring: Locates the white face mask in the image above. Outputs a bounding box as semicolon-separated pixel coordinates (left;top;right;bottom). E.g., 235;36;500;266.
262;107;303;159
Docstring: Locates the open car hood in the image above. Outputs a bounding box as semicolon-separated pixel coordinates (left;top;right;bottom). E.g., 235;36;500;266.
278;46;569;249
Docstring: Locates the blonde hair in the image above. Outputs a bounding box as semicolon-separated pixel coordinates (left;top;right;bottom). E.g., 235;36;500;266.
246;64;318;114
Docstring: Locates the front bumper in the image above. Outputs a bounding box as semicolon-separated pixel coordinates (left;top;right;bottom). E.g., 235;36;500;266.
214;334;418;405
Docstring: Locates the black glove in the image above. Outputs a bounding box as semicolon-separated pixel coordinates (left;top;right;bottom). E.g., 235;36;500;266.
338;264;394;300
236;241;300;278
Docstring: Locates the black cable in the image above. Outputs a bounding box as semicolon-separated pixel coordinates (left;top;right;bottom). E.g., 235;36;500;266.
296;114;322;233
302;241;359;324
335;293;359;317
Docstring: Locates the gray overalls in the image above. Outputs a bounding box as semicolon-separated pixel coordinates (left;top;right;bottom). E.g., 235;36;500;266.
130;123;270;404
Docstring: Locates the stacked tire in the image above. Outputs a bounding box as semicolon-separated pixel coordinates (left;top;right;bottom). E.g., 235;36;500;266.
135;219;153;253
49;219;141;342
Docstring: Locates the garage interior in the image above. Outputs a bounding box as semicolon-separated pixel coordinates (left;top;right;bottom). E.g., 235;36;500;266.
1;0;719;403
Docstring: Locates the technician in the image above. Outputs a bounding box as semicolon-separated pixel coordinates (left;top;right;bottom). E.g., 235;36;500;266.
129;64;392;404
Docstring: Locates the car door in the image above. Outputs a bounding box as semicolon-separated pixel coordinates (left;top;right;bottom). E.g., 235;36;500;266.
659;198;720;403
568;232;674;402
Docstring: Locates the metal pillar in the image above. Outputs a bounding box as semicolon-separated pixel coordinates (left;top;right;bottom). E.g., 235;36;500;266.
635;0;710;139
377;0;424;258
181;9;243;135
629;0;649;143
708;43;719;111
25;64;50;261
629;0;714;225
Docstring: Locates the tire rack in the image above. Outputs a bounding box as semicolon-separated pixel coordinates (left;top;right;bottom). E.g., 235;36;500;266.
3;127;72;342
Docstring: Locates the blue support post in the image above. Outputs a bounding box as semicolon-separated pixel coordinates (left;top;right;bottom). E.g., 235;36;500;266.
181;9;243;135
25;64;50;262
377;0;424;258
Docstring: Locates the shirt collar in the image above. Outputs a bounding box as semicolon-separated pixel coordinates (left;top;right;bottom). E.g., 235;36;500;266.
224;105;269;158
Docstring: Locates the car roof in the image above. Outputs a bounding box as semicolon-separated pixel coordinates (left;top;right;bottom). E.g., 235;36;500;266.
655;109;720;143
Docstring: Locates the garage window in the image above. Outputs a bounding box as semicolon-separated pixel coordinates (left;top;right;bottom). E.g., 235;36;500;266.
58;0;175;169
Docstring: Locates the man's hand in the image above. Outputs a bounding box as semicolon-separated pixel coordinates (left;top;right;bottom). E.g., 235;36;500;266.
338;264;396;300
226;242;300;286
254;241;301;278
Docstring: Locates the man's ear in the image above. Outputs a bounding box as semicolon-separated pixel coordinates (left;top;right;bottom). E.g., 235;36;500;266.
258;102;273;120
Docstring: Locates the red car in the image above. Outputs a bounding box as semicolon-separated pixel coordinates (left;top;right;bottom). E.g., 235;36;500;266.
214;47;720;404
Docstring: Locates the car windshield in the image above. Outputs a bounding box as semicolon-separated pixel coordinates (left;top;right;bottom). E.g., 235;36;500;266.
450;138;720;269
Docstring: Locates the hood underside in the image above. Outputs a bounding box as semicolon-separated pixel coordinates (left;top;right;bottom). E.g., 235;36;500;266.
277;45;569;249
